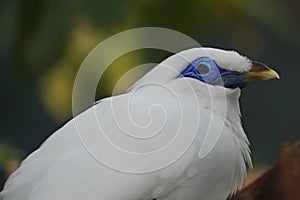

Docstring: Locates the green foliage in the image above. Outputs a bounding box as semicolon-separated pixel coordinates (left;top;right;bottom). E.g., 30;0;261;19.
0;142;24;168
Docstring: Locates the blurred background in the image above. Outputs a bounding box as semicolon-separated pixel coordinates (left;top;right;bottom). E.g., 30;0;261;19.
0;0;299;188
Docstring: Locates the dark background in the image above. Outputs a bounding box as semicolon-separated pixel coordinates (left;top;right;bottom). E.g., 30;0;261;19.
0;0;299;186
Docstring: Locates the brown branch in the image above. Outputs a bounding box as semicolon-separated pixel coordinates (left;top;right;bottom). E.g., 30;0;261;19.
232;140;300;200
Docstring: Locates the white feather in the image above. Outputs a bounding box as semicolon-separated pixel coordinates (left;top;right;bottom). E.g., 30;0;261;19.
1;47;252;200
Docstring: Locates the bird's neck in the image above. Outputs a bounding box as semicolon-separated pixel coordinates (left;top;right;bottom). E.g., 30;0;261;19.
169;77;251;152
169;78;242;124
172;78;252;166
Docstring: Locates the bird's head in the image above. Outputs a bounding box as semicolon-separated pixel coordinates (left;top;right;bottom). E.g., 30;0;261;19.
130;47;279;91
178;52;279;89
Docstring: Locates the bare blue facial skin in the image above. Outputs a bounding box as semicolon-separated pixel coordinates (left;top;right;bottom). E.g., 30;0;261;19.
179;57;247;89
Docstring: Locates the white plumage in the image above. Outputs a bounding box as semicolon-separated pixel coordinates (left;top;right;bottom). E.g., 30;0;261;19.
1;47;279;200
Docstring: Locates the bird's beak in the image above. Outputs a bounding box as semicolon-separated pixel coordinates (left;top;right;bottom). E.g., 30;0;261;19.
244;61;280;82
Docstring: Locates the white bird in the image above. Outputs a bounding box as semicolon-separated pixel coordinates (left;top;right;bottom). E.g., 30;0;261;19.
1;47;279;200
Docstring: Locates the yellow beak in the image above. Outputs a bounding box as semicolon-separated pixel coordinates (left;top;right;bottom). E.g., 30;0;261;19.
244;61;280;82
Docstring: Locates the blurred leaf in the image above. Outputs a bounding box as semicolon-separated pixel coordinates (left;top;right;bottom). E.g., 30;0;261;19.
0;141;24;168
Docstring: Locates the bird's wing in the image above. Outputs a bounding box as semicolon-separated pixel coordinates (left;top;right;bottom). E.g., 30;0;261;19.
1;84;201;200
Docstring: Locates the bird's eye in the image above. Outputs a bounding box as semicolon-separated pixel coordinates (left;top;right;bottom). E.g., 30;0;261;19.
196;63;210;75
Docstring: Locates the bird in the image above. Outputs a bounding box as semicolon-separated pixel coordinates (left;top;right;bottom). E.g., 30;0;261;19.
1;47;279;200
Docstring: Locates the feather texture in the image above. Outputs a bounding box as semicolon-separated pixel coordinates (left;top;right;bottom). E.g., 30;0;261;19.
1;47;252;200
